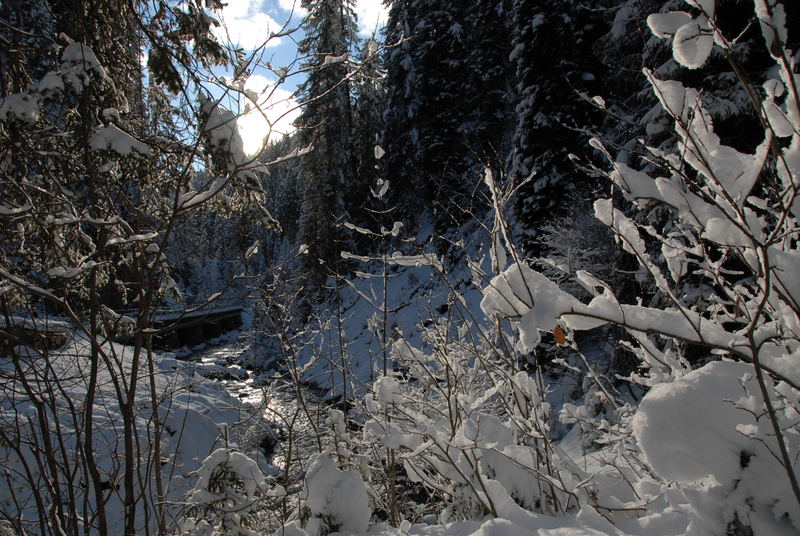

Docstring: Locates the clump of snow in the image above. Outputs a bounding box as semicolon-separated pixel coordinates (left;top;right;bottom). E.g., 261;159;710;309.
1;43;109;126
633;360;800;530
0;93;40;123
480;262;578;351
60;41;107;90
610;5;634;38
89;124;151;156
647;4;719;70
201;96;269;179
301;450;371;536
190;448;267;505
374;375;401;403
633;361;754;485
754;0;788;55
38;71;65;94
102;107;121;123
646;11;692;37
672;18;714;69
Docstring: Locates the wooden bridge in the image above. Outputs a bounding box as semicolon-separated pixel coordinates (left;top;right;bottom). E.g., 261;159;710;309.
1;303;244;354
148;304;243;349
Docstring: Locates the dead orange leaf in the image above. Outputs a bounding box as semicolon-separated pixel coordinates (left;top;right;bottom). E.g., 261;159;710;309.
553;325;566;345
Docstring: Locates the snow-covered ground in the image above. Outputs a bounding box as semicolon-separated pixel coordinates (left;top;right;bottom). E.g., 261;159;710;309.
0;326;257;533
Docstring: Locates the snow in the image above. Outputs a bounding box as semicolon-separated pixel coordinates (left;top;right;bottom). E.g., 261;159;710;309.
685;0;715;17
763;79;794;137
302;451;371;535
0;330;244;535
633;360;800;531
646;12;691;38
46;260;97;279
102;107;121;123
0;202;31;216
387;251;443;271
0;93;40;123
611;5;634;38
481;262;578;351
4;2;800;535
632;361;754;486
374;375;401;403
191;448;267;504
89;124;151;155
0;314;71;331
105;232;159;247
701;217;752;247
60;41;107;90
38;71;65;93
755;0;788;55
327;508;630;536
177;176;229;211
646;6;717;70
672;19;714;69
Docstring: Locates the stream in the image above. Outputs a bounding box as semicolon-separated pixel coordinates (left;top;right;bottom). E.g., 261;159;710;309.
182;334;329;492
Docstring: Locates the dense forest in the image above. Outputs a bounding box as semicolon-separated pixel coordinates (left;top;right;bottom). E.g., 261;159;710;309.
2;0;800;535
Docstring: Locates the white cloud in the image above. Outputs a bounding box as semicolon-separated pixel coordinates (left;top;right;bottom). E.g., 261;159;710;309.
271;0;386;36
354;0;387;36
215;0;285;50
236;73;300;153
276;0;307;16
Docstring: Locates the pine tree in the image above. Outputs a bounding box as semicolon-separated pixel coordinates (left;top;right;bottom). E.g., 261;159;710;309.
509;0;610;253
382;0;512;231
381;0;422;218
350;36;386;233
295;0;358;287
464;0;512;177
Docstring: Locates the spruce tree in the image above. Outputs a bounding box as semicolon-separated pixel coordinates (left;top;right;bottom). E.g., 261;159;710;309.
50;0;145;119
464;0;512;177
509;0;610;253
295;0;358;287
350;37;386;232
381;0;422;218
382;0;512;231
0;0;56;94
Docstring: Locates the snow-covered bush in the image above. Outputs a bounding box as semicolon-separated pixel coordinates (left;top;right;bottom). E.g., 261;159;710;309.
536;199;620;300
178;447;281;536
481;1;800;532
298;449;371;536
362;319;583;523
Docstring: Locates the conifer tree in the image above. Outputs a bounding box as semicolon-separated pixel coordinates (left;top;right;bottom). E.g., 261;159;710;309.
411;0;472;208
383;0;512;231
464;0;512;177
350;37;386;232
509;0;609;253
295;0;358;286
0;0;56;94
381;0;422;217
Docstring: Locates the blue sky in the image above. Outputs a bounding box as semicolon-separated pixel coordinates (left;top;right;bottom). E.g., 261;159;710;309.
214;0;387;88
210;0;387;150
